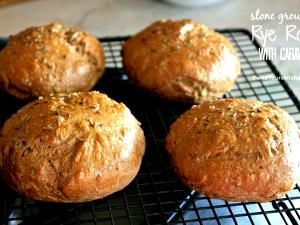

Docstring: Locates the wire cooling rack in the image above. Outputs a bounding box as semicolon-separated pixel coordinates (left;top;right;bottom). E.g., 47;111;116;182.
0;29;300;225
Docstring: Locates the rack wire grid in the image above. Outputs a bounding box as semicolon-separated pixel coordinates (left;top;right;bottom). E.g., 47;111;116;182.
0;29;300;225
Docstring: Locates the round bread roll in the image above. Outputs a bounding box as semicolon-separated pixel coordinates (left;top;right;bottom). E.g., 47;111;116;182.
165;98;300;202
122;19;240;103
0;22;105;99
0;91;145;202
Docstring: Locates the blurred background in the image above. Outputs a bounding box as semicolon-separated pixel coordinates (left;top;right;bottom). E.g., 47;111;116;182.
0;0;299;98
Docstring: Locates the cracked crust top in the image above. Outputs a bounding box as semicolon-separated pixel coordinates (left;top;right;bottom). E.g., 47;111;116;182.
122;19;240;103
0;91;145;202
0;22;105;99
165;98;300;202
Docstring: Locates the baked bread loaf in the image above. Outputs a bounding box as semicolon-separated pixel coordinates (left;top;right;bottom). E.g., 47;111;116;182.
0;22;105;99
165;98;300;202
122;19;240;103
0;91;145;202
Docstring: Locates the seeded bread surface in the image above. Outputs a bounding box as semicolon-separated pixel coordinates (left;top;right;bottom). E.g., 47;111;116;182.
122;19;240;103
0;22;105;99
0;91;145;202
166;98;300;202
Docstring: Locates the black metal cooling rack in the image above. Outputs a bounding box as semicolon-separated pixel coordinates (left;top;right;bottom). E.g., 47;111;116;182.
0;29;300;225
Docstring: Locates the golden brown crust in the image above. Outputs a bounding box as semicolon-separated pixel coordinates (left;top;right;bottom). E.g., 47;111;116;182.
0;22;105;99
165;99;300;202
122;19;240;103
0;91;145;202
